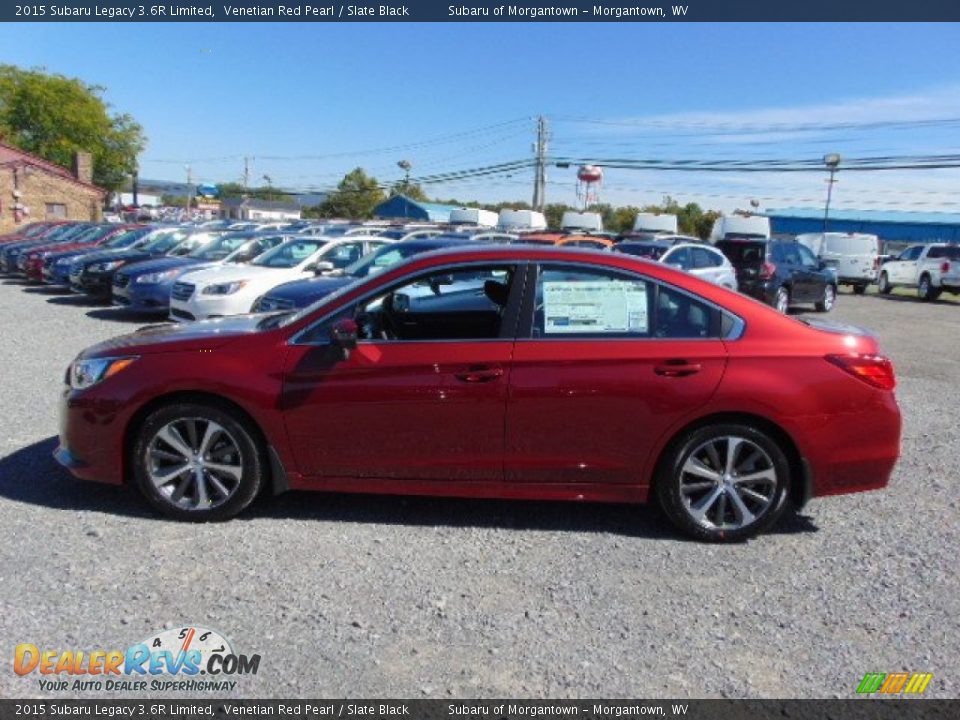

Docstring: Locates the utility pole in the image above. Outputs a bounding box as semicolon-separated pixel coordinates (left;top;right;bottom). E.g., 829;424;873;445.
185;165;194;216
532;115;548;212
822;153;841;233
243;156;251;196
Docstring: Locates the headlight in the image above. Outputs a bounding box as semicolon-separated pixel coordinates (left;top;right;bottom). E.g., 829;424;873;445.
136;269;178;284
202;280;248;295
69;356;138;390
88;260;125;273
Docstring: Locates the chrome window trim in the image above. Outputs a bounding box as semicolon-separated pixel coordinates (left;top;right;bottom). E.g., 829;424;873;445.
288;259;521;347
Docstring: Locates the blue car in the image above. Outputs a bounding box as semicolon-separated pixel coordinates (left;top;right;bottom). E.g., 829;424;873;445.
1;223;95;273
251;236;474;312
111;231;290;313
42;226;154;283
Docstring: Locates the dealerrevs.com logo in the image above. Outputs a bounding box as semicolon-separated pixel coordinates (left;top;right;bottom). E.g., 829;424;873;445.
14;626;261;692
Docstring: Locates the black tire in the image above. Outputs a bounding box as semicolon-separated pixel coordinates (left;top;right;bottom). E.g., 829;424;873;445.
774;286;790;314
656;423;791;542
132;402;265;521
852;284;867;295
815;284;836;312
877;271;892;295
918;274;940;302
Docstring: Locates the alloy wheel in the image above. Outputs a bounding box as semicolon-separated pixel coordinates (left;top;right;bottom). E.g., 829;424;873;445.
678;436;778;531
775;288;789;314
146;417;244;510
822;285;835;310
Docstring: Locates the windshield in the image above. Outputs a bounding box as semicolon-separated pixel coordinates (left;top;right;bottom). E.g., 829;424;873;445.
104;228;150;248
252;238;326;268
188;233;252;260
340;243;436;279
143;229;188;253
168;231;223;257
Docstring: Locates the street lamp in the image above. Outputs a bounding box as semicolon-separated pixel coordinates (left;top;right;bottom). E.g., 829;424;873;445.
822;153;841;233
397;160;412;194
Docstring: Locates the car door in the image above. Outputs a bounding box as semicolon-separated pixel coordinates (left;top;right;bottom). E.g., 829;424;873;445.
661;246;692;275
690;246;727;285
504;263;728;487
796;243;827;298
280;261;522;484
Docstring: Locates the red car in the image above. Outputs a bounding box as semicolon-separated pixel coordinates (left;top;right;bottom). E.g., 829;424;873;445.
20;224;144;281
55;245;901;541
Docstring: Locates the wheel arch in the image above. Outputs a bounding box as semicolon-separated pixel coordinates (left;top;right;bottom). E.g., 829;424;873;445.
649;411;811;510
123;390;289;495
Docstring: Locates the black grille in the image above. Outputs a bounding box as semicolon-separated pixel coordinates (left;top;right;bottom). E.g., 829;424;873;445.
170;308;196;321
171;282;195;301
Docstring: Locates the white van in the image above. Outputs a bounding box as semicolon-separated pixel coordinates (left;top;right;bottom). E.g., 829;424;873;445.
709;215;771;242
633;213;678;234
449;207;499;228
498;209;548;232
561;211;603;233
797;232;881;294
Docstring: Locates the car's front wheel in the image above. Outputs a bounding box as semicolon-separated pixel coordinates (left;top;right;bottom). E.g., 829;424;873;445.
132;402;265;521
656;423;791;542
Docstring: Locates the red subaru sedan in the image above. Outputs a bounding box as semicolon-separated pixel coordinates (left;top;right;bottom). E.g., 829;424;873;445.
55;245;901;541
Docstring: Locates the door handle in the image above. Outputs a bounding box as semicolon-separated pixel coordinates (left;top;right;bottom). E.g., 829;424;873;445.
654;359;702;377
454;364;504;383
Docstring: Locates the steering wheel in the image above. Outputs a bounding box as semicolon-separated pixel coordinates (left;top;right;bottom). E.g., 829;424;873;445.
378;293;401;340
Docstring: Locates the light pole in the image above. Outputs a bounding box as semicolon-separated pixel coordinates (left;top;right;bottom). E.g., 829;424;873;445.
822;153;841;233
397;160;412;194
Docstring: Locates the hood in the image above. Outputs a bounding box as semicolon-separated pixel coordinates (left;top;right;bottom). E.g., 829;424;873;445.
178;263;276;286
77;248;153;267
80;314;268;359
265;275;355;305
120;256;195;277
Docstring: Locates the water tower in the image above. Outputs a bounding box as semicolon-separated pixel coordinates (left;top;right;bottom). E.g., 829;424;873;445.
576;165;603;210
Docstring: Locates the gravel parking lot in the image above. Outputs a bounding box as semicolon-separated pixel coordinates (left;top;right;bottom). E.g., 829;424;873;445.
0;279;957;699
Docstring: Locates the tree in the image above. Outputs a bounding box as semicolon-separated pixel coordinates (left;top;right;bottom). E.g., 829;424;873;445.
217;182;290;202
0;65;145;194
317;168;385;219
388;182;428;202
543;202;576;230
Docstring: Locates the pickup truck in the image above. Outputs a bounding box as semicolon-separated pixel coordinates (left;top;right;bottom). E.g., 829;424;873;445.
877;243;960;301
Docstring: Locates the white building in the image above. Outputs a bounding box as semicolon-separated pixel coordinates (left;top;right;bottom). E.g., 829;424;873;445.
222;198;302;221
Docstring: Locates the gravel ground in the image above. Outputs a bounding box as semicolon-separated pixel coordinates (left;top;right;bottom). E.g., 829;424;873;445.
0;279;957;700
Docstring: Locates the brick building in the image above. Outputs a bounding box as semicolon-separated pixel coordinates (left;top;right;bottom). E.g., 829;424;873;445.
0;141;106;234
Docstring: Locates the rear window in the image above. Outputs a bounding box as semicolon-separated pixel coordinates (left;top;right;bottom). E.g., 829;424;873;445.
928;246;960;260
615;243;668;260
715;240;767;266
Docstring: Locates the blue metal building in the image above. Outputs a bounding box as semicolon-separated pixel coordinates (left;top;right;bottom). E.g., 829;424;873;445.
765;208;960;244
373;195;460;222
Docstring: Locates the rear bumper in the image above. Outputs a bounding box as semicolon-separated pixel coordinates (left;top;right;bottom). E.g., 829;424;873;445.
737;279;778;305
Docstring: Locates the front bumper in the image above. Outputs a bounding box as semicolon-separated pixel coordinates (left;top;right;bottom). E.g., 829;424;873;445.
55;386;124;485
70;271;114;297
112;282;172;312
169;292;248;322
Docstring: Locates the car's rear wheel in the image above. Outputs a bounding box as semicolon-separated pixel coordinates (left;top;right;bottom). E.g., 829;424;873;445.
774;287;790;314
878;272;892;295
918;274;941;302
656;423;791;542
132;402;265;521
815;284;836;312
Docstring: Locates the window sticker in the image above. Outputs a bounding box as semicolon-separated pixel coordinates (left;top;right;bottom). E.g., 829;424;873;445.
543;280;648;334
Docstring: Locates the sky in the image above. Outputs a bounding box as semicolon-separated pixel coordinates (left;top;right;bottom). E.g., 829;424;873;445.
1;22;959;212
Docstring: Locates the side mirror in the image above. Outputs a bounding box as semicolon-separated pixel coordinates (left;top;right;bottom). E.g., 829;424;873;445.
312;260;335;275
330;318;358;359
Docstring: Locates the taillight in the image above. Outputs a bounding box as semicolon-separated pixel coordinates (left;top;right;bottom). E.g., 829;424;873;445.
759;261;776;280
826;354;896;391
941;261;950;274
872;257;880;271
